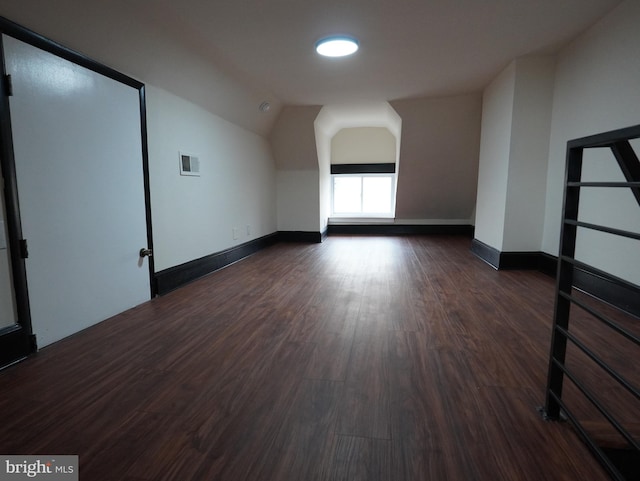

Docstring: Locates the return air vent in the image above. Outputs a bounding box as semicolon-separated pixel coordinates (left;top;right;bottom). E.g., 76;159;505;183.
179;152;200;176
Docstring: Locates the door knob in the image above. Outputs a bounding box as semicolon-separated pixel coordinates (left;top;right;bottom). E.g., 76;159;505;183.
139;248;153;258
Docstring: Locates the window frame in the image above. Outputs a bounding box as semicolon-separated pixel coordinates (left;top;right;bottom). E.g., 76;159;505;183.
330;172;396;218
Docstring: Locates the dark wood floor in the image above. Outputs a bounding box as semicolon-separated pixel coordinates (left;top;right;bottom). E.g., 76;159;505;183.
0;235;625;480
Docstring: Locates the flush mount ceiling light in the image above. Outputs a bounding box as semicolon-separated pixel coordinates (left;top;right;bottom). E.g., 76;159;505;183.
315;36;359;57
258;101;271;112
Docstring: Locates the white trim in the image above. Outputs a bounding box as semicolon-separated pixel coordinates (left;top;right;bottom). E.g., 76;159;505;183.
329;217;395;224
393;218;474;225
328;218;473;225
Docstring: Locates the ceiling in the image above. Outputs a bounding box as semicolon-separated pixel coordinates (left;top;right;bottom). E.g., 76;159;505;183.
150;0;622;106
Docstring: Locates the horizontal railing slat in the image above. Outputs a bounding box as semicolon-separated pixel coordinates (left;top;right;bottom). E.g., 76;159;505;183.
567;181;640;188
558;291;640;347
559;255;640;298
563;219;640;241
546;389;628;481
552;359;640;452
555;326;640;401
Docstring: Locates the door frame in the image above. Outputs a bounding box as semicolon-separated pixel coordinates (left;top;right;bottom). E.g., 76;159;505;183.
0;16;156;366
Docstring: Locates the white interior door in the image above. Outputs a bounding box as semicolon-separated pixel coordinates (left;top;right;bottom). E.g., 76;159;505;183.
4;35;151;347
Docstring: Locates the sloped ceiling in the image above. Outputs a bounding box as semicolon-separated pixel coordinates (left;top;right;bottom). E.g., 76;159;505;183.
0;0;623;134
148;0;621;105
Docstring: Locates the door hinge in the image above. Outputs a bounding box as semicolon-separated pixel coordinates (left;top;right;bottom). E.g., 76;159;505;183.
19;239;28;258
4;75;13;96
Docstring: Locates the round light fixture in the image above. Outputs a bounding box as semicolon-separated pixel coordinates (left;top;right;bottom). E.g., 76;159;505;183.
315;36;359;57
258;101;271;112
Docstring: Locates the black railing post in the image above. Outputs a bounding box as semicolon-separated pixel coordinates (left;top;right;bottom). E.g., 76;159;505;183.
544;144;583;419
542;125;640;481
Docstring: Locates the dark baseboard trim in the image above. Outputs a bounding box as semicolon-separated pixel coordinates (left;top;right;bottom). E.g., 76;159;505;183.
155;233;279;295
155;231;327;295
497;251;541;270
538;253;558;277
328;224;474;236
0;325;35;369
470;239;500;269
574;267;640;319
472;239;561;272
471;242;639;318
278;231;323;243
540;255;640;317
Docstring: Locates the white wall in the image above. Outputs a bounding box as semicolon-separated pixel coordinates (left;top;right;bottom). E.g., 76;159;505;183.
276;170;321;232
502;56;555;251
314;111;332;232
331;128;396;165
542;0;640;284
475;56;554;252
318;136;331;234
475;65;515;249
147;87;276;271
270;106;322;232
391;94;482;223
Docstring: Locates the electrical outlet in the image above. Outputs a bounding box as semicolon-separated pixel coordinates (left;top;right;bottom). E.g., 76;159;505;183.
232;227;238;240
246;225;251;236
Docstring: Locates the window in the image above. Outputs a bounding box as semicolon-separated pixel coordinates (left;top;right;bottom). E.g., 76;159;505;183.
332;174;395;217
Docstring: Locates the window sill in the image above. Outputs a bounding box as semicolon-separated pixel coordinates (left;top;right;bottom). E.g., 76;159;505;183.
328;217;395;224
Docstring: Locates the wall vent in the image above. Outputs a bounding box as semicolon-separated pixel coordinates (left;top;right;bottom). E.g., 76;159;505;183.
179;152;200;176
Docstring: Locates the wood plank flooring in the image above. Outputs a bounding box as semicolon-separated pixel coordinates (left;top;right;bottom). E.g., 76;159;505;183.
0;235;626;480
